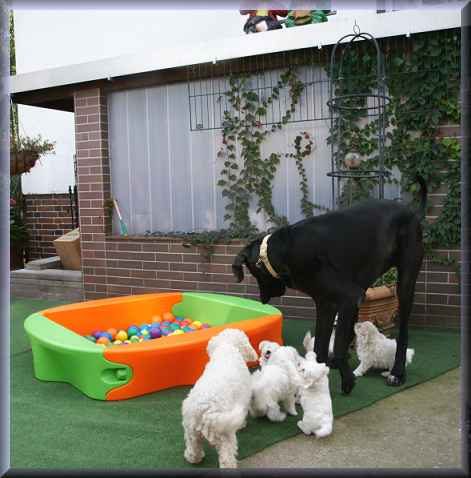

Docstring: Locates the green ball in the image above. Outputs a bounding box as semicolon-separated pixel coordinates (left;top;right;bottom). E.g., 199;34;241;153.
130;335;140;343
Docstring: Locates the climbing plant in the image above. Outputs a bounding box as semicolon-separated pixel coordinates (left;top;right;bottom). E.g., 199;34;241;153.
217;67;323;236
327;29;461;258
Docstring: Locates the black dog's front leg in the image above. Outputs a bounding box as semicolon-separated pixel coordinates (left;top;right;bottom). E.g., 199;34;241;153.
333;299;358;395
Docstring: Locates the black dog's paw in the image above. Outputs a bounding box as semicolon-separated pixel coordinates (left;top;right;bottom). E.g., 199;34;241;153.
386;374;405;386
341;375;356;394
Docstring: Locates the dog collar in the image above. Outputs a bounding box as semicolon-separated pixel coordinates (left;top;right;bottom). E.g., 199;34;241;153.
257;234;280;279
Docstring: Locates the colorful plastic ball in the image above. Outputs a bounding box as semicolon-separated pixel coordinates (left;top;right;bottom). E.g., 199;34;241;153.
163;312;174;322
182;327;193;332
92;330;102;339
127;326;139;337
152;315;162;323
192;321;202;329
173;330;184;335
175;316;184;322
113;340;123;345
150;328;161;339
130;335;140;343
99;332;113;341
202;323;210;328
115;330;128;341
96;336;110;346
141;329;150;337
161;329;170;336
107;328;117;339
151;322;161;329
123;340;131;344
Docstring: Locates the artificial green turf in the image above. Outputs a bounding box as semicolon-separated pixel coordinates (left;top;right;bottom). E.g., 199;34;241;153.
10;298;460;469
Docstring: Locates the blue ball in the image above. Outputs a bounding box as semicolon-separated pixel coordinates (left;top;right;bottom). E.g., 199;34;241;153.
99;332;113;341
175;316;184;322
151;322;161;329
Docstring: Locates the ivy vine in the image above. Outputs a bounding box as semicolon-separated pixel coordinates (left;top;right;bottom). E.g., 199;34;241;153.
217;68;322;235
327;29;461;268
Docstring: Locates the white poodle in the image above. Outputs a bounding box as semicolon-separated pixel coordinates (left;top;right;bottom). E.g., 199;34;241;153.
302;313;338;359
296;352;333;438
353;320;415;378
258;340;281;368
250;343;301;421
181;328;258;468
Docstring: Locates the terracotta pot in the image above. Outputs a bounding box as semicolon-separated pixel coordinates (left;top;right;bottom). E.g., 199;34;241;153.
358;285;398;332
10;150;40;176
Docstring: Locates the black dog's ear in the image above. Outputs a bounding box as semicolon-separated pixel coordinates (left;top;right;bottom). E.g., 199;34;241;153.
232;247;249;283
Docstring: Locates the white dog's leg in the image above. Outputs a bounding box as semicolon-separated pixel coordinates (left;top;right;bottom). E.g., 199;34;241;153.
267;402;287;422
183;427;205;464
381;370;391;377
353;360;372;377
297;419;312;435
314;422;332;439
216;433;238;468
282;395;298;416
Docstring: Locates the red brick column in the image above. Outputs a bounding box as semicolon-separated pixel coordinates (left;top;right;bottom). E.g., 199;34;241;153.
24;193;74;259
73;88;111;299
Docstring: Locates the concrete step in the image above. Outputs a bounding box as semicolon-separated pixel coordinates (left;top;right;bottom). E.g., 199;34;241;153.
25;256;62;270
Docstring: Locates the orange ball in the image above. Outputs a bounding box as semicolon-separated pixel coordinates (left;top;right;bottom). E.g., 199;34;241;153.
96;336;110;346
163;312;175;322
107;328;117;340
152;315;162;323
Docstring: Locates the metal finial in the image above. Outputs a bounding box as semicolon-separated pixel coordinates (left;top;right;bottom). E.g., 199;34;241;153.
353;20;360;35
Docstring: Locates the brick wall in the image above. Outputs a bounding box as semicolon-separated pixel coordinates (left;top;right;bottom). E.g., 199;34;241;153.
73;87;461;328
24;193;75;260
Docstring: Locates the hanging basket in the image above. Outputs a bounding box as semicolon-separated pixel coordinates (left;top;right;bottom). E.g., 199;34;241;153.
10;150;40;176
358;285;398;333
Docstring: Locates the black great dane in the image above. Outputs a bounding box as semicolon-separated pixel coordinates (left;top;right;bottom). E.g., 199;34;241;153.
232;176;427;394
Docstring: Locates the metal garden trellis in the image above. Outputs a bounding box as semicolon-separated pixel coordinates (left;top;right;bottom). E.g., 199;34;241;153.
327;22;391;209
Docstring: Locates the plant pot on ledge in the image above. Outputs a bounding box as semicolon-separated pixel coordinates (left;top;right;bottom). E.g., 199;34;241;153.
358;285;398;333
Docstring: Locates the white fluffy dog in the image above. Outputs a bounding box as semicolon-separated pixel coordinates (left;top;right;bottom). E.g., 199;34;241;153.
296;352;333;438
181;328;258;468
258;340;281;368
302;313;338;359
353;320;415;378
250;343;301;422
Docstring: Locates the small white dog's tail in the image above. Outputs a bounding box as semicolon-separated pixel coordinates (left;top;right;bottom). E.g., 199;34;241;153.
199;405;247;443
303;331;315;353
406;348;415;366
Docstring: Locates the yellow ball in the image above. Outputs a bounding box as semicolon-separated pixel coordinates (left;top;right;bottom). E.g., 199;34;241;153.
173;330;184;335
116;330;128;341
113;340;123;345
192;320;202;329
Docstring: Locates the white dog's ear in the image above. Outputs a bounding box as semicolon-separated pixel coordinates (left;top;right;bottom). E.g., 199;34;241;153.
206;335;219;357
242;339;258;363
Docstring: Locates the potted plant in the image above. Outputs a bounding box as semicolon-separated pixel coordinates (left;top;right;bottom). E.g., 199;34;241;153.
10;197;29;270
358;267;398;333
10;134;55;176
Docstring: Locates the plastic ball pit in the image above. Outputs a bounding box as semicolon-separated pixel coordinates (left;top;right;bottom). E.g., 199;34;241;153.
24;292;283;401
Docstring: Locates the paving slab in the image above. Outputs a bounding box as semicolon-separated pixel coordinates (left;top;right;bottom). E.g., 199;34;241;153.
241;368;463;470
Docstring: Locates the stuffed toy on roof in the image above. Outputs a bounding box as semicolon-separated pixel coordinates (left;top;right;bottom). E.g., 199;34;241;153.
240;9;288;34
285;10;331;27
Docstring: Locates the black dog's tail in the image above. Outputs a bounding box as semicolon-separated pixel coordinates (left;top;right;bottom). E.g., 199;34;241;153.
414;174;428;220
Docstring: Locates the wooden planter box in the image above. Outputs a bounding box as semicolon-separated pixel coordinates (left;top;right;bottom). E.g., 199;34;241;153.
358;285;398;333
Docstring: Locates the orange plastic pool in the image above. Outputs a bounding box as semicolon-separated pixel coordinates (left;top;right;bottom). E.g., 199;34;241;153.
24;292;283;400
